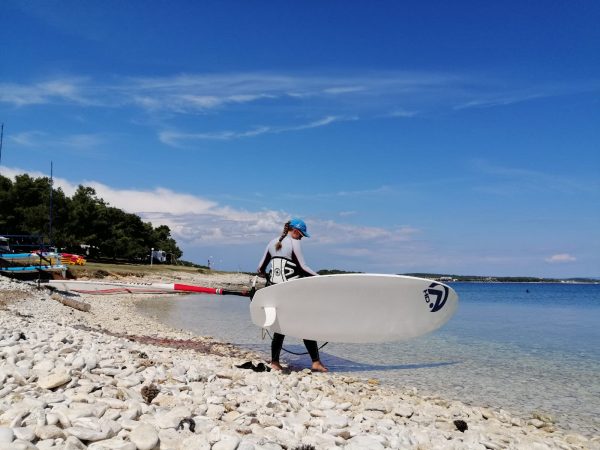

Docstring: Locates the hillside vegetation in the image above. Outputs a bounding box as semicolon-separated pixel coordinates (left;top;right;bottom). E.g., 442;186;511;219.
0;174;182;262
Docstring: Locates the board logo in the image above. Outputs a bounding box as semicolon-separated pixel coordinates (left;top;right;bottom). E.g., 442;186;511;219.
269;257;300;284
423;282;449;312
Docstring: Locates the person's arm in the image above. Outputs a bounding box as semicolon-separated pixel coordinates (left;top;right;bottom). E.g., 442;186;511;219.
291;239;318;276
257;244;271;276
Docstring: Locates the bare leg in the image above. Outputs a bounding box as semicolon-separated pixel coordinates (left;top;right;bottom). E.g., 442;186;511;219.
304;339;328;372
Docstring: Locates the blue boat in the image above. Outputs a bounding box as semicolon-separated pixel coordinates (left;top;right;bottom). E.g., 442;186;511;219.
0;235;65;278
0;264;66;273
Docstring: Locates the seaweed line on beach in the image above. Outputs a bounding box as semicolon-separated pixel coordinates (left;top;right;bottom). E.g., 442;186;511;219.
71;323;247;358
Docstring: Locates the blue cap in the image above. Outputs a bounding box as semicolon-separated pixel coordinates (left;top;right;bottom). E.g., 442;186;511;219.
289;218;310;237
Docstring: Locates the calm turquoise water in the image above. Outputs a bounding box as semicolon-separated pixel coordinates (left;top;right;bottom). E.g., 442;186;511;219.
136;282;600;436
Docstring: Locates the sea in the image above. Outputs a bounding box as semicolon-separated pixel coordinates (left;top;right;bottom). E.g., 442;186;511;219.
135;282;600;437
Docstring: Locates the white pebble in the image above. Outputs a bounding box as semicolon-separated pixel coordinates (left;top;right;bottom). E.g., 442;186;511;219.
130;423;159;450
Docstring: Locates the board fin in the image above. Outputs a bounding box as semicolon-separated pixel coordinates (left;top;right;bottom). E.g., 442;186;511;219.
263;307;277;327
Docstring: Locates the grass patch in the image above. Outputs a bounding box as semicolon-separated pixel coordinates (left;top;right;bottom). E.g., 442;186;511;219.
66;262;213;279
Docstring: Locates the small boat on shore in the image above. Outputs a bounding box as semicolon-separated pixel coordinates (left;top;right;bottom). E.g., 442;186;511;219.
0;252;61;265
0;237;66;278
1;264;66;273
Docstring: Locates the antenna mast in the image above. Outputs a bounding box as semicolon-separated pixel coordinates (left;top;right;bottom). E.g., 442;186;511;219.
0;123;4;168
49;161;54;245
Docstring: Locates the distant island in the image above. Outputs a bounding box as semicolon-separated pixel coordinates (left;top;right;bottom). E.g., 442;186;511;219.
317;270;599;284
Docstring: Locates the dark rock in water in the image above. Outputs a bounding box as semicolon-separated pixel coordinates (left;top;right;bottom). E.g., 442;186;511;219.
141;383;160;404
454;419;468;432
17;332;26;340
293;446;316;450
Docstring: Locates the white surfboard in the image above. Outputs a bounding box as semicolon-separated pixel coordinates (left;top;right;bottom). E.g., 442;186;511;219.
249;274;458;343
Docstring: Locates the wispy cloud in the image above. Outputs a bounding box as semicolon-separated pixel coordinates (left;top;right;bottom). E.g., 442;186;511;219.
2;73;596;139
0;71;460;113
132;91;277;113
545;254;577;263
314;220;420;245
159;127;271;145
454;92;549;110
2;72;597;118
281;185;396;201
0;78;89;106
453;81;600;111
323;86;365;95
8;131;47;147
387;108;419;118
8;131;106;151
159;115;351;146
471;159;598;194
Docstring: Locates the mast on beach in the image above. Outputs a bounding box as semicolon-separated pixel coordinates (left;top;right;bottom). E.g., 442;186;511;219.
0;123;4;170
49;161;54;245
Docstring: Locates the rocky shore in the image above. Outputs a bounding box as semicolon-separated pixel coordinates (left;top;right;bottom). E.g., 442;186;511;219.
0;272;598;449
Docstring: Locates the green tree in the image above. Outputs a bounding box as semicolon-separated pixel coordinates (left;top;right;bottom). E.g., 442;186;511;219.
151;225;183;260
1;175;185;262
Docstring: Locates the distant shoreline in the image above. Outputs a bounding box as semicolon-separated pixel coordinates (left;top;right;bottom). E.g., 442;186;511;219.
58;264;600;286
318;270;599;284
449;280;599;284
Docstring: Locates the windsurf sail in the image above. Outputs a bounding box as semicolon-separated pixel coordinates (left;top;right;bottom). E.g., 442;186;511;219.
46;279;256;297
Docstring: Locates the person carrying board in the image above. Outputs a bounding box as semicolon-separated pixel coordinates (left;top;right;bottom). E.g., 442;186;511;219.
257;218;328;372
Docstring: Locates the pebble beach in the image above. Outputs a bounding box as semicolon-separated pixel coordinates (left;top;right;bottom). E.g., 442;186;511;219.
1;272;598;450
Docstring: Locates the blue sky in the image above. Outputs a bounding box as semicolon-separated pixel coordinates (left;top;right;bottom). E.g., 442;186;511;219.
1;0;599;277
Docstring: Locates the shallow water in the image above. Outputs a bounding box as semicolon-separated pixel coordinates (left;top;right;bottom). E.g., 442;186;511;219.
136;282;600;437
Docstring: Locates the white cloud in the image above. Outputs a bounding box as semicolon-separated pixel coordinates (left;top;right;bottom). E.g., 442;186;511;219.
1;167;420;252
90;185;218;215
545;254;577;263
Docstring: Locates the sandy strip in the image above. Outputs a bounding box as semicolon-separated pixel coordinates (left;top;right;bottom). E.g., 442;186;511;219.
0;272;598;449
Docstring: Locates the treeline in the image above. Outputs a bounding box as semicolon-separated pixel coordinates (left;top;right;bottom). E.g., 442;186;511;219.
0;174;182;262
317;269;363;275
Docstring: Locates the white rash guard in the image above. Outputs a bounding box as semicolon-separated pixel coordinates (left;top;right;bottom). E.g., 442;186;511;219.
257;235;318;283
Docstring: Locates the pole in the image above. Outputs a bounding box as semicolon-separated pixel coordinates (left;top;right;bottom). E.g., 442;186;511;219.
0;123;4;169
49;161;54;245
150;248;154;267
